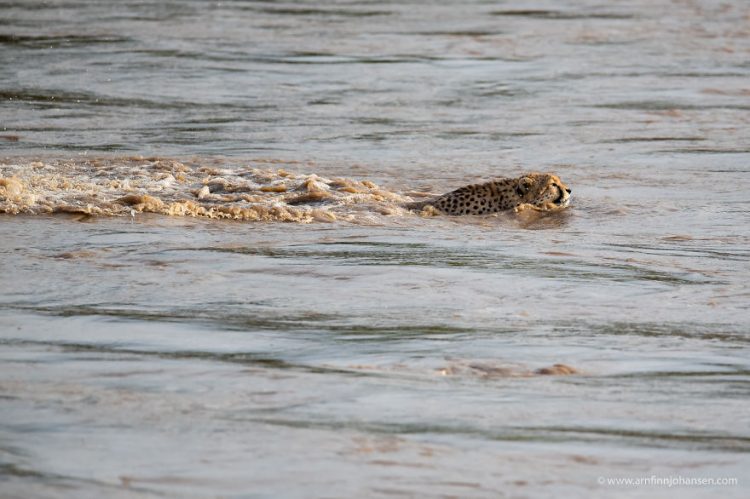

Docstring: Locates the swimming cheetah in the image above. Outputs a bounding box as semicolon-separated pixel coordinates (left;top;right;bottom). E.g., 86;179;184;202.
404;173;571;215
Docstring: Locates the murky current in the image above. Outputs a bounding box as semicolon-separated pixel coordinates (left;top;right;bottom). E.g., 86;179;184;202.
1;1;750;497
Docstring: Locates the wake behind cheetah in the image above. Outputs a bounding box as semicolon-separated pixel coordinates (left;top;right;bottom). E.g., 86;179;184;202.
405;173;571;215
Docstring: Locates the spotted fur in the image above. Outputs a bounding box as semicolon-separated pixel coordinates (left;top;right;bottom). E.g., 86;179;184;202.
405;173;571;215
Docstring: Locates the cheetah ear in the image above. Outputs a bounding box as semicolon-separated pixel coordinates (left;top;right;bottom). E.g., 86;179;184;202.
515;176;534;197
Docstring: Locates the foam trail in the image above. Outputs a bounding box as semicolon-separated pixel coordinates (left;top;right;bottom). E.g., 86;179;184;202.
0;157;414;223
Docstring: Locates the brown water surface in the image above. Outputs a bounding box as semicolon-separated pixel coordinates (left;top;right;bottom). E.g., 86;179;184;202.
1;0;749;497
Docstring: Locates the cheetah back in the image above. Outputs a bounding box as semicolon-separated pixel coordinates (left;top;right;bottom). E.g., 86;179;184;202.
432;179;517;215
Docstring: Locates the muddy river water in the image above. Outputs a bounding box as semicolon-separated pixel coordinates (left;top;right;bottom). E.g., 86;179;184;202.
1;1;749;497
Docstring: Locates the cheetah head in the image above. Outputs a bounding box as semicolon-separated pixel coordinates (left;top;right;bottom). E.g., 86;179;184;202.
515;173;571;209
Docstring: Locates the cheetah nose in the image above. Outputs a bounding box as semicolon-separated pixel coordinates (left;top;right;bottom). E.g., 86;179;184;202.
566;188;571;194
